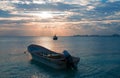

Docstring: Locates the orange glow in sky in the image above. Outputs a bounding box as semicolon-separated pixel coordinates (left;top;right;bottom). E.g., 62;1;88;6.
0;0;120;36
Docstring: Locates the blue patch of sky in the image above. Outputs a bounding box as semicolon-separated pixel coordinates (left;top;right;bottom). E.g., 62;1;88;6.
96;2;120;11
0;10;11;17
100;0;108;3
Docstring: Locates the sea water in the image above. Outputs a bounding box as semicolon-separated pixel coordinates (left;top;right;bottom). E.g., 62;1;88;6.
0;36;120;78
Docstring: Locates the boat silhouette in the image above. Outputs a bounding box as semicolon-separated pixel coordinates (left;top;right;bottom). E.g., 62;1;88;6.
53;35;58;40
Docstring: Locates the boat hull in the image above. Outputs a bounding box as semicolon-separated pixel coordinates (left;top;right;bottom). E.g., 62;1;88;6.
28;44;80;69
30;53;67;69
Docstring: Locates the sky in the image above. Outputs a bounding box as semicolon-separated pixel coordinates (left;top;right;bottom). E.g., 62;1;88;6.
0;0;120;36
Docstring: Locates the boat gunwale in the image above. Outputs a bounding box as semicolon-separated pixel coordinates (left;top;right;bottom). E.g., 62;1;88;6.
30;51;80;64
28;44;80;68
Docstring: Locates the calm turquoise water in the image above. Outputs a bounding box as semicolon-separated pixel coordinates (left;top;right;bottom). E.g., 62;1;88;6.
0;36;120;78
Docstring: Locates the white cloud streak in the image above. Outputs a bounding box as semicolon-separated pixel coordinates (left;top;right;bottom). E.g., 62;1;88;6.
0;0;120;36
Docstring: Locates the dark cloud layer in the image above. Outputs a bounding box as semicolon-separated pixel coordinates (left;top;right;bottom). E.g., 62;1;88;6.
14;2;80;11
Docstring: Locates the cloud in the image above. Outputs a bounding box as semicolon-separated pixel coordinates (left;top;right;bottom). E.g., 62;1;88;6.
94;1;120;14
0;0;120;36
14;2;80;11
65;1;120;22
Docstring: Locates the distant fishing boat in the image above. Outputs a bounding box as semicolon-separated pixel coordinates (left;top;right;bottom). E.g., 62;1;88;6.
53;35;58;40
27;44;80;70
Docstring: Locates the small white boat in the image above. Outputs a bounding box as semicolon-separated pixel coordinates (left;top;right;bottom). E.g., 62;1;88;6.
27;44;80;70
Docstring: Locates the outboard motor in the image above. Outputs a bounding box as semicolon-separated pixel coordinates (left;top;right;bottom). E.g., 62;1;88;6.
63;50;77;70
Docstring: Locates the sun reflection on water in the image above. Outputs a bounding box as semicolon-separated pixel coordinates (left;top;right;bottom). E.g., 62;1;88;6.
31;37;60;52
37;37;53;49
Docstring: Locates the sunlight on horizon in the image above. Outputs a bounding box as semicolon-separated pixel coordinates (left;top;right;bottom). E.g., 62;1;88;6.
31;37;63;52
37;12;53;19
21;22;76;36
0;0;120;36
